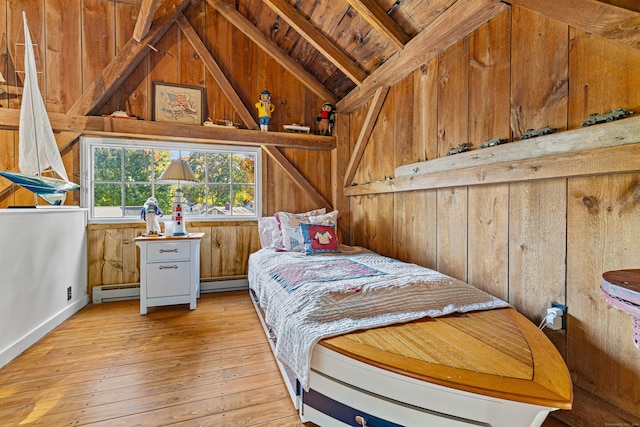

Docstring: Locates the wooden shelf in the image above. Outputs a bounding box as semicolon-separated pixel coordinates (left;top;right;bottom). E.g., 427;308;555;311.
344;115;640;196
0;107;335;151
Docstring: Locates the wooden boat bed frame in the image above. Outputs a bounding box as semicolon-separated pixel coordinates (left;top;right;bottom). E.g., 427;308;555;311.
248;255;572;427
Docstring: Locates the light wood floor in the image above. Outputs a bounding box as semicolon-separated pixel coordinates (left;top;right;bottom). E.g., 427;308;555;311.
0;291;569;426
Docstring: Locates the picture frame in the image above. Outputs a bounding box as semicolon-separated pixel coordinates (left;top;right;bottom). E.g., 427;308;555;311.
152;81;206;125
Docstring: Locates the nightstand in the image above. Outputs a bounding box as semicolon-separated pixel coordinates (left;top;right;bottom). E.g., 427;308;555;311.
135;233;204;315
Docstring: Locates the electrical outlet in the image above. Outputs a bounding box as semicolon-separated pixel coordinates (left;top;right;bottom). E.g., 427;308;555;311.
67;286;72;301
550;302;567;330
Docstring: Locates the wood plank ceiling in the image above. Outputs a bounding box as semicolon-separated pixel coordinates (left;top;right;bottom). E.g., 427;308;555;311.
126;0;508;107
130;0;640;115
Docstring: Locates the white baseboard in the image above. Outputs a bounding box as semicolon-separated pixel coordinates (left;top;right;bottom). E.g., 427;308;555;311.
92;285;140;303
201;278;248;293
0;295;89;369
92;279;249;304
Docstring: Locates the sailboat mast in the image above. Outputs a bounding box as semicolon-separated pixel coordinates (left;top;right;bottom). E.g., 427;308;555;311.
22;12;43;179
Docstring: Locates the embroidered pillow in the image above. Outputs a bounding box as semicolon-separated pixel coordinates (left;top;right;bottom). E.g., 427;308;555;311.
301;223;340;254
258;216;280;249
274;208;327;251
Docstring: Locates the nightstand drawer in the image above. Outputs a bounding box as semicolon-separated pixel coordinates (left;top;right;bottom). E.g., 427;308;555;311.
146;241;190;262
146;261;191;298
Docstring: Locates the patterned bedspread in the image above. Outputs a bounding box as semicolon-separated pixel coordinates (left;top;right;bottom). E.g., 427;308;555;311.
248;247;510;390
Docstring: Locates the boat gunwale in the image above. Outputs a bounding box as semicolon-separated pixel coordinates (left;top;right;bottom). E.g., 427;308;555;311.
319;306;573;410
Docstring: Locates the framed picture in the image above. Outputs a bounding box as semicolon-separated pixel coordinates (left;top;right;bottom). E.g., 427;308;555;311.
152;81;206;125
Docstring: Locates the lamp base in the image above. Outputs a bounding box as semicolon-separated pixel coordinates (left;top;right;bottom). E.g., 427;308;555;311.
172;232;188;236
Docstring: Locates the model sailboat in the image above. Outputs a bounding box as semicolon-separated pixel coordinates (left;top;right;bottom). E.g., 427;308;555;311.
0;12;79;205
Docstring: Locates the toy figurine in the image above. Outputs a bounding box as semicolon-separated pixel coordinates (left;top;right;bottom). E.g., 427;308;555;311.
317;102;336;135
141;197;163;236
255;90;275;131
582;107;633;127
447;142;473;156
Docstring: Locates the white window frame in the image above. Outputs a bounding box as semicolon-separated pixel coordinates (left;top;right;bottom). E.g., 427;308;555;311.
81;136;262;223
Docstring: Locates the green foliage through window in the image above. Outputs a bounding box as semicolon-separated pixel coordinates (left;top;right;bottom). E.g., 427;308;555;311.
83;137;261;221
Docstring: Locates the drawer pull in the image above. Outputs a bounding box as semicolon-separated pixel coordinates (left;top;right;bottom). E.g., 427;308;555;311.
159;265;179;270
355;416;367;426
159;248;179;253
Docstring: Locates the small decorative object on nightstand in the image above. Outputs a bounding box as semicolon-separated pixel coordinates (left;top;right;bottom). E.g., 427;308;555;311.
141;196;163;236
135;233;204;315
158;158;198;236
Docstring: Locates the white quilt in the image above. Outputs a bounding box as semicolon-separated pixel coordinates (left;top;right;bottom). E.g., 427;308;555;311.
248;247;510;390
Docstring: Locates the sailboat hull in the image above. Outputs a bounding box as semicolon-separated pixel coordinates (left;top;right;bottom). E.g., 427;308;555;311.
0;170;80;205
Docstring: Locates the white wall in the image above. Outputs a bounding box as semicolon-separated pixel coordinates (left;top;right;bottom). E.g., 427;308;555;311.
0;207;89;368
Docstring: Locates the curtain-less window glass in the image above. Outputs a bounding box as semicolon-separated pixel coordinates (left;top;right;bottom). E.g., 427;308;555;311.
82;137;261;222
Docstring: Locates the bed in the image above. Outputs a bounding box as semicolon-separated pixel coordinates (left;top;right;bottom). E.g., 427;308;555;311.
248;245;572;427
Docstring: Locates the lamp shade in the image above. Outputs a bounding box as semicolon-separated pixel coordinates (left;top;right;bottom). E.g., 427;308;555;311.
158;159;197;183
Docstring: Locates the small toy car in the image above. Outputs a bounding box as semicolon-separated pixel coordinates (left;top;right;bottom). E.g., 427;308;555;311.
480;138;507;148
447;143;472;156
521;126;556;140
582;108;633;127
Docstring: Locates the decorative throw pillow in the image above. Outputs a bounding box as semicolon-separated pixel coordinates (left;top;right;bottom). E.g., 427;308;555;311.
274;208;327;251
301;223;340;254
308;210;340;229
257;216;280;249
278;209;339;252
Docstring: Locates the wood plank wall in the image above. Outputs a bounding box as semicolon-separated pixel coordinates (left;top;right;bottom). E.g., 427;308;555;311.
345;6;640;425
87;221;259;288
0;0;639;425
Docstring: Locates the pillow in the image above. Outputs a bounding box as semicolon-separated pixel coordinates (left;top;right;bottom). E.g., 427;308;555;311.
257;216;280;249
278;209;339;252
301;223;340;254
308;210;340;229
272;208;327;251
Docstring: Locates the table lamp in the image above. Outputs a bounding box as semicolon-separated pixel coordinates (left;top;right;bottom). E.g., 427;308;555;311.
158;159;197;236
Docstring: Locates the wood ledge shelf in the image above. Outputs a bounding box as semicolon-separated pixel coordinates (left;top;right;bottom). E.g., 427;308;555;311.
0;108;335;151
345;115;640;196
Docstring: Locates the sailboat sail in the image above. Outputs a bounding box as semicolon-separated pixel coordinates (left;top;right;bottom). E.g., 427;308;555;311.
0;12;79;205
19;12;67;180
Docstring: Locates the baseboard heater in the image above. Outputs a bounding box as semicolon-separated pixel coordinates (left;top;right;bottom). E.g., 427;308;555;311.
92;278;249;304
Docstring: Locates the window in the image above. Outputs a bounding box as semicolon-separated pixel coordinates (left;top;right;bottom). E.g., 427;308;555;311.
81;137;261;222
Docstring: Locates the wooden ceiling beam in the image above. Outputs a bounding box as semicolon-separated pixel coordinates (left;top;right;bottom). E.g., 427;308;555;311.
66;0;191;116
508;0;640;52
207;0;335;103
262;0;368;85
0;108;335;150
346;0;410;51
176;14;259;130
343;86;389;187
132;0;161;42
338;0;508;113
